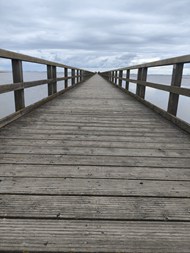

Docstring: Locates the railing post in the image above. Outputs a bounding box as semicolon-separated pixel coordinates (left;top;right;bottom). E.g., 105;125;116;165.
77;70;80;83
52;66;57;94
167;63;183;116
113;71;115;83
119;70;123;87
71;69;75;86
125;69;130;90
139;67;147;99
136;67;147;98
47;65;53;96
80;70;82;82
64;67;68;88
136;68;143;96
111;71;114;83
12;59;25;111
115;71;118;85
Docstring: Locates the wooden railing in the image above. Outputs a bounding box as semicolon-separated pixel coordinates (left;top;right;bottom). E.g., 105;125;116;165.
0;49;94;127
101;55;190;133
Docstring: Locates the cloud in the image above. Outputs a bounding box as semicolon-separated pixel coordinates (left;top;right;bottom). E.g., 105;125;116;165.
0;0;190;70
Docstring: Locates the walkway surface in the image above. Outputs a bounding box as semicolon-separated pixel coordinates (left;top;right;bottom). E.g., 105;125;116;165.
0;74;190;252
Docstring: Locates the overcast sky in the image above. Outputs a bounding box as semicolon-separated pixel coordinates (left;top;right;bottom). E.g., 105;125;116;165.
0;0;190;70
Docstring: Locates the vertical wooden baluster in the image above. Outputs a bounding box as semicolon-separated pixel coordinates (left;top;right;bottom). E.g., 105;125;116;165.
47;65;53;96
119;70;123;87
115;71;118;85
77;70;79;83
64;67;68;89
167;63;183;116
80;70;83;82
108;72;110;81
80;70;82;82
111;71;113;82
126;69;130;90
136;68;142;96
139;67;147;99
52;66;57;94
72;69;75;86
12;59;25;111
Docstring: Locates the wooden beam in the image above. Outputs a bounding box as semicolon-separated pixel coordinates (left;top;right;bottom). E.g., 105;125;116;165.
12;59;25;111
118;70;123;87
64;68;68;88
47;65;53;96
80;70;83;82
77;70;80;83
115;71;118;85
102;54;190;72
111;71;114;83
0;48;84;70
115;78;190;97
125;69;130;90
167;63;184;116
0;77;77;94
136;68;142;96
52;66;57;94
139;67;147;99
72;69;75;86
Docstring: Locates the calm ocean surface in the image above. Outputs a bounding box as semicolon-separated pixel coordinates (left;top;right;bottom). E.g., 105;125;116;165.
0;72;190;124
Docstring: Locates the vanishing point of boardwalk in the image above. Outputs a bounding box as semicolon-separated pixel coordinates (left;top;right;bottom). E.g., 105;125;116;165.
0;73;190;252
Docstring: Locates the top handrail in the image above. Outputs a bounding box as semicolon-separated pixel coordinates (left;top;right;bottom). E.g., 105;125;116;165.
106;54;190;71
0;48;82;70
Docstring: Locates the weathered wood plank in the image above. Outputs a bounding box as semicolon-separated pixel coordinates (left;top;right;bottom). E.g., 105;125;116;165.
0;164;190;180
3;125;182;133
0;195;189;221
1;138;190;149
0;164;189;180
0;128;187;138
0;177;189;197
0;134;188;143
1;145;190;158
0;219;190;252
0;153;190;168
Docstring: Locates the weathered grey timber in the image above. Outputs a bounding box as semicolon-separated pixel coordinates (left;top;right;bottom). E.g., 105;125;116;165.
0;49;93;129
101;55;190;134
0;74;190;252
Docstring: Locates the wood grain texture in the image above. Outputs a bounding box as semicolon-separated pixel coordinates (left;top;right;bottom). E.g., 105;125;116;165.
0;74;190;252
0;177;189;197
0;164;190;180
0;220;190;252
0;195;190;220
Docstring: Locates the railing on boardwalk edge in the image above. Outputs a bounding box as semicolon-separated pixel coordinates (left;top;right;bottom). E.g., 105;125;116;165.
100;55;190;134
0;49;94;128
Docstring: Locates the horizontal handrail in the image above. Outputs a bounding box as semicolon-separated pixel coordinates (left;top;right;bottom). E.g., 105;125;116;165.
0;75;81;94
115;77;190;97
0;49;82;70
0;49;94;128
100;55;190;133
107;54;190;71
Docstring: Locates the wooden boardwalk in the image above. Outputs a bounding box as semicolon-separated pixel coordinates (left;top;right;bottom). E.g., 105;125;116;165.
0;74;190;252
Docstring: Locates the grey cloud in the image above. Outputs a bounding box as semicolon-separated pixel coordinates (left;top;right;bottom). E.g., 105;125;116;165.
0;0;190;70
